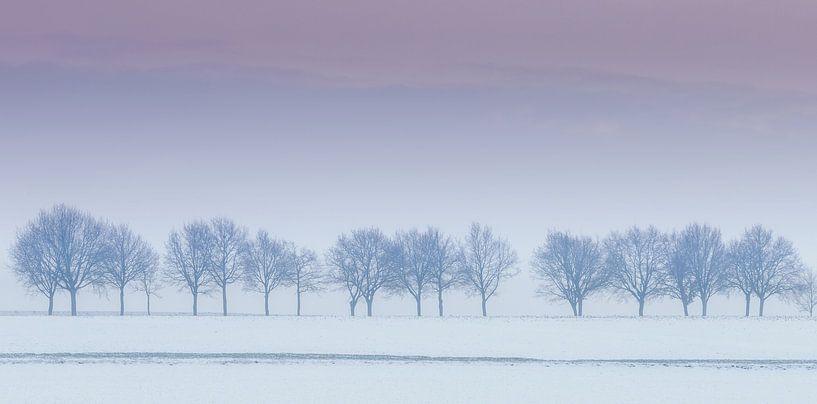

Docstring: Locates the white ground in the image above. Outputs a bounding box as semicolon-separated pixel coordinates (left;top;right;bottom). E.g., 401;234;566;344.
1;316;815;403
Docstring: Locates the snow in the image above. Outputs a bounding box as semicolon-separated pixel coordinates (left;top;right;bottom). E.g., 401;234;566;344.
1;315;816;403
2;362;816;403
1;315;815;360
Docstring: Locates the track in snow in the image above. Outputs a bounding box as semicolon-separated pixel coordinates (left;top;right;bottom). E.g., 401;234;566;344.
2;352;816;369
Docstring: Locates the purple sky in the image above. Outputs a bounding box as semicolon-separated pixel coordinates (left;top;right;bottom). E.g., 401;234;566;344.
1;1;816;316
3;0;817;91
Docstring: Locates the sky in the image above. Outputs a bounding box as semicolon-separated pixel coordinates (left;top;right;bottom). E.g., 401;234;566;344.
1;0;816;316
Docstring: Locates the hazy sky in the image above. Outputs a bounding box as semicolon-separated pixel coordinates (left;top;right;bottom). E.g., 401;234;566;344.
3;0;817;91
1;0;816;316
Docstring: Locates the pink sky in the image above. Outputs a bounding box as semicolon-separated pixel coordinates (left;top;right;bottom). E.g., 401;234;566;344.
2;0;817;91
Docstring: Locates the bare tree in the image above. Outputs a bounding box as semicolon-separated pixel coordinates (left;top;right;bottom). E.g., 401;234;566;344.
165;221;213;316
100;224;159;316
459;223;518;317
326;243;362;316
207;217;247;316
327;228;396;316
10;222;60;315
27;205;108;316
673;223;729;316
730;225;801;316
425;228;460;317
727;242;754;317
531;231;607;316
605;226;669;316
394;229;435;316
787;269;817;317
286;245;322;316
133;264;161;315
665;232;697;316
242;230;290;316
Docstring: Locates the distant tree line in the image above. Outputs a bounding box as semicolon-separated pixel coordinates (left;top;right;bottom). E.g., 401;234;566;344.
9;204;816;317
532;224;811;317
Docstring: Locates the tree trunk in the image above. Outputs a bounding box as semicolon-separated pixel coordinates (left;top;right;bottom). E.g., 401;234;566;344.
415;295;422;316
578;299;583;317
297;288;302;316
758;297;765;317
47;295;54;316
264;291;270;316
637;299;644;317
222;286;228;316
682;301;689;317
119;287;125;316
70;289;77;316
366;298;373;317
146;293;151;316
481;292;488;317
437;289;444;317
192;292;198;316
569;301;578;317
744;293;751;317
349;299;357;316
701;297;708;317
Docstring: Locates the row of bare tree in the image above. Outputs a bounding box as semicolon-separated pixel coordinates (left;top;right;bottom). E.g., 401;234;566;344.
10;205;322;316
532;224;815;317
9;205;520;317
10;205;815;317
151;221;517;317
164;218;323;316
10;205;158;316
327;224;517;316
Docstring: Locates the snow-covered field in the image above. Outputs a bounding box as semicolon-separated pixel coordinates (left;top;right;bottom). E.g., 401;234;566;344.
4;361;817;403
1;316;816;403
3;315;816;359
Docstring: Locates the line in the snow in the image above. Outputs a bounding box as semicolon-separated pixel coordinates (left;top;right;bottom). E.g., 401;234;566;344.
1;353;816;367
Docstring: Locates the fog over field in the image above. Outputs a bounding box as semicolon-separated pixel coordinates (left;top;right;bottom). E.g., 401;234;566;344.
3;2;817;317
4;1;817;317
2;1;817;402
2;64;817;316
